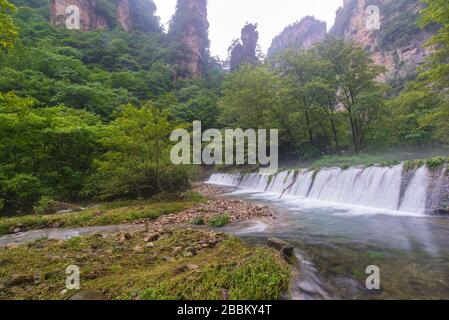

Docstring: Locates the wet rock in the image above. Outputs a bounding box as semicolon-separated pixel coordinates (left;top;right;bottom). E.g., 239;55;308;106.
0;259;11;267
436;207;449;215
145;242;155;248
187;264;199;271
174;265;189;274
133;245;144;253
173;247;183;255
51;222;62;229
69;290;106;300
118;233;132;242
145;233;160;242
163;256;175;262
267;238;294;262
5;274;34;287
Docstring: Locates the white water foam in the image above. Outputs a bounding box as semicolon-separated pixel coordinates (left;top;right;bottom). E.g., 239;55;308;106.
207;164;431;216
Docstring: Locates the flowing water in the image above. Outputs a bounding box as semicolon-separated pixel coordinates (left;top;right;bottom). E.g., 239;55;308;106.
207;167;449;300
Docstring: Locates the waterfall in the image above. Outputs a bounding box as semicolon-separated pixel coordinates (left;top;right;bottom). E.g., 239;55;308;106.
307;165;403;211
399;166;430;214
289;170;314;198
240;173;270;191
207;173;241;186
266;171;294;193
207;163;434;214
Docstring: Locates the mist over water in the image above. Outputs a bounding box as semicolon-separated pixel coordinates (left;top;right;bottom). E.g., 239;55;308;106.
207;165;449;299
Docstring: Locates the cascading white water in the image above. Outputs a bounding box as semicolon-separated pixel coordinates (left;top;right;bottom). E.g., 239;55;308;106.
288;170;315;198
207;173;241;186
266;171;293;193
307;165;403;211
399;166;430;214
207;163;431;214
240;173;270;191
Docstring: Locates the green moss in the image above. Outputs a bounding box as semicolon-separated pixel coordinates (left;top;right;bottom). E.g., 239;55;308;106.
404;159;424;171
403;157;449;172
379;160;401;167
425;157;449;171
311;154;384;170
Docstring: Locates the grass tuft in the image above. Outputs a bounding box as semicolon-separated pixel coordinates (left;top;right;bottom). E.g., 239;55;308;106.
208;214;230;228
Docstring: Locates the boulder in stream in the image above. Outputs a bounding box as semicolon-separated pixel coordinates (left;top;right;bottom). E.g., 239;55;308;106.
267;238;294;262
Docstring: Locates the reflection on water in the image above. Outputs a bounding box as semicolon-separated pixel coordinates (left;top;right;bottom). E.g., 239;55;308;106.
223;189;449;300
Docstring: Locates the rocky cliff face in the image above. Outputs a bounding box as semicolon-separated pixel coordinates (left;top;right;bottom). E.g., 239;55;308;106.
267;16;327;57
117;0;132;32
330;0;434;83
229;23;260;71
169;0;209;78
50;0;157;32
50;0;108;31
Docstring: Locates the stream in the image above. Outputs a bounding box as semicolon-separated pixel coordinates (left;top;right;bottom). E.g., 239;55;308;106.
2;185;449;300
218;189;449;300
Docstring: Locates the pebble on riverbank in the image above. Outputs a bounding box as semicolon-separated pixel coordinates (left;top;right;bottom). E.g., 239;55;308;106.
141;184;278;230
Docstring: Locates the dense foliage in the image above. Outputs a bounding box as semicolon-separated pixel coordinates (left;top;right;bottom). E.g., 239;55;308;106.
0;0;18;48
0;0;447;215
0;0;221;215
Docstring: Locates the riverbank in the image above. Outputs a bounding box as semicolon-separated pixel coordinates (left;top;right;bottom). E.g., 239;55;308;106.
0;193;205;236
0;184;290;300
0;228;289;300
0;185;277;237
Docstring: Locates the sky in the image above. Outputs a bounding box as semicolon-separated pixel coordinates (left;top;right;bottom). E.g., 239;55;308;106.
153;0;344;60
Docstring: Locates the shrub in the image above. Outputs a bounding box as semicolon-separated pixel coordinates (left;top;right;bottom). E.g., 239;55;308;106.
191;217;205;226
208;214;230;228
33;196;56;215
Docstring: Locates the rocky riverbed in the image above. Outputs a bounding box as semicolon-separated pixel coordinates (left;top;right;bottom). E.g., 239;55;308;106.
148;184;278;230
0;184;279;247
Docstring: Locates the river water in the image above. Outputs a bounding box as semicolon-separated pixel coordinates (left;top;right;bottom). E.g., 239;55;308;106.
214;187;449;300
2;170;448;300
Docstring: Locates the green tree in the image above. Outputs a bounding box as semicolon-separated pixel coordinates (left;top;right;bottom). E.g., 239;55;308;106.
89;103;193;200
0;92;101;214
419;0;449;88
0;0;18;49
316;39;386;153
388;82;448;146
